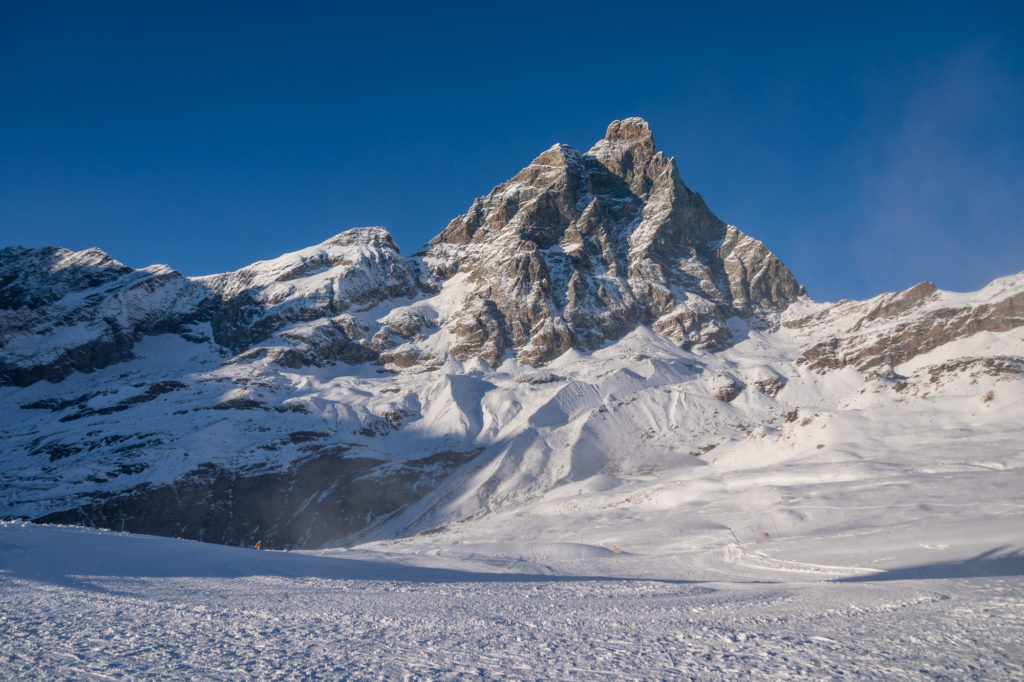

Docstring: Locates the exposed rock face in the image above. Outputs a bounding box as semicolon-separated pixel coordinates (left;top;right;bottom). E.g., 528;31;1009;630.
0;246;132;309
0;246;204;386
709;373;745;402
420;117;805;366
785;275;1024;371
200;227;416;354
35;450;477;549
0;228;416;386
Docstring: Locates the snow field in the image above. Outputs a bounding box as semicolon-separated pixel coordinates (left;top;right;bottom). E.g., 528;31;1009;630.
2;522;1023;680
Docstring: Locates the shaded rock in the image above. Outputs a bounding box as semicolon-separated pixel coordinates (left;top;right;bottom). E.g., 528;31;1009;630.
0;247;204;386
34;449;481;549
710;373;745;402
514;372;564;385
0;246;132;310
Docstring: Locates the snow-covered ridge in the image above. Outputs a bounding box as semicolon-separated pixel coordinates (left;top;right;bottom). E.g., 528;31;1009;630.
783;272;1024;372
0;227;419;385
197;226;411;302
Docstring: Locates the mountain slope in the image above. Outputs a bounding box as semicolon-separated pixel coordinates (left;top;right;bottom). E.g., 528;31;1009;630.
0;119;1021;551
0;246;204;386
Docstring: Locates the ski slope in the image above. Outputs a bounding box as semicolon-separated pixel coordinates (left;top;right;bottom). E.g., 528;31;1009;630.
2;519;1022;679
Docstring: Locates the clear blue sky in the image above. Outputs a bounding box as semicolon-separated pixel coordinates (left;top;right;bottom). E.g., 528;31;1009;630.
2;1;1021;301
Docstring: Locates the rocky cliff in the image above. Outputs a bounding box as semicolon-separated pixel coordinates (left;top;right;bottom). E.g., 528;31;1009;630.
0;246;204;386
784;275;1024;372
417;118;804;366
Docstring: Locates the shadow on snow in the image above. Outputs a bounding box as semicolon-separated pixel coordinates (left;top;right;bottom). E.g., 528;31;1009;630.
0;523;714;596
836;546;1024;582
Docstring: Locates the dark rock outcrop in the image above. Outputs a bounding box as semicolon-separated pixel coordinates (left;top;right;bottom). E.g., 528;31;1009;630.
34;449;479;549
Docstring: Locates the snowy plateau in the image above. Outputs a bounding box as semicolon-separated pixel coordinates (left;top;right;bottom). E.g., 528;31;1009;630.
1;119;1023;679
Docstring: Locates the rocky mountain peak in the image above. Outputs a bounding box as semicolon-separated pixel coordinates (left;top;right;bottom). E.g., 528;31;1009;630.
603;117;654;143
414;119;805;368
0;245;134;311
323;226;401;252
584;117;659;185
597;117;657;162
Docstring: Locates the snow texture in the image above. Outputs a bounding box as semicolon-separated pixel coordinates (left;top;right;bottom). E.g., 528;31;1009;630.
2;513;1022;679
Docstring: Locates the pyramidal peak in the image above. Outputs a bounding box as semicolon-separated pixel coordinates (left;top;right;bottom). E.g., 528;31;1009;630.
420;118;804;367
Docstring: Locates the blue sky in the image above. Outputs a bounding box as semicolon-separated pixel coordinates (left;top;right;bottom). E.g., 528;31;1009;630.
1;1;1021;301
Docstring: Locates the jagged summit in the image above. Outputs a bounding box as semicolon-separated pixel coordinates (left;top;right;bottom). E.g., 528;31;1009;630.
589;117;657;164
603;117;654;143
511;117;654;176
421;119;805;366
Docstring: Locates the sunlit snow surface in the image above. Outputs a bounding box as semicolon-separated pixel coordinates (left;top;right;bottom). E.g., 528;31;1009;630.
1;519;1022;679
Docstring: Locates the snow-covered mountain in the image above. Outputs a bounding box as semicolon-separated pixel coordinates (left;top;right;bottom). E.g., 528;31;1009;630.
1;119;1021;550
